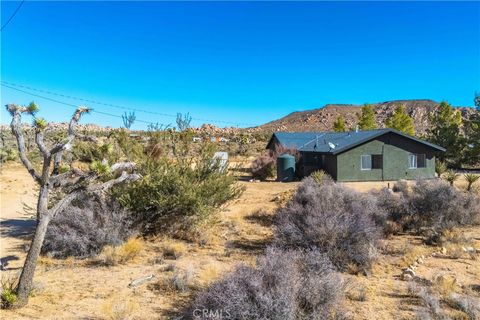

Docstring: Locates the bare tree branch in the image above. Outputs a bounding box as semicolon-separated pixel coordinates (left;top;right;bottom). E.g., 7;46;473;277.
35;130;49;157
7;104;41;184
50;107;90;155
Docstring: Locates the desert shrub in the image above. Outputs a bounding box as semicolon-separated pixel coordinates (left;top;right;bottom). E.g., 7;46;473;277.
0;147;17;162
392;179;409;193
405;179;480;232
444;170;460;186
251;151;276;180
274;177;383;272
42;192;136;258
251;146;299;181
464;173;479;192
184;247;345;320
0;273;18;309
435;160;447;177
447;293;480;320
311;170;330;184
376;180;480;236
114;149;243;237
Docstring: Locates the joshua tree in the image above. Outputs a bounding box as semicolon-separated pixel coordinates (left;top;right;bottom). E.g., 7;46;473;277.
6;103;140;307
122;111;136;129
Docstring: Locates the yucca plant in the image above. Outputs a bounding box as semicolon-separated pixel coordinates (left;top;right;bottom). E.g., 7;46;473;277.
444;170;460;186
435;161;447;177
464;173;480;191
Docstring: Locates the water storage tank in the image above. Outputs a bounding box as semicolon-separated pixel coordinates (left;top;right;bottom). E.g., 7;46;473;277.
277;154;296;182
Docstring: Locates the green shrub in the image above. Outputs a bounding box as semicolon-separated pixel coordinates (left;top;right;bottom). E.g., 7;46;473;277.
0;147;18;162
114;148;243;237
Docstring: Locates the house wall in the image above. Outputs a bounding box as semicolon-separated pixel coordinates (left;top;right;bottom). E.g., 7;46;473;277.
335;133;436;182
300;152;337;180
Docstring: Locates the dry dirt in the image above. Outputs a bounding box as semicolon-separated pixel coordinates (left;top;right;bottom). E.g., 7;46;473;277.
0;164;479;320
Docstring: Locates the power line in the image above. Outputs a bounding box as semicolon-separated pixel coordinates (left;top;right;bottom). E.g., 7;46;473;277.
1;81;257;127
1;83;168;126
1;0;25;32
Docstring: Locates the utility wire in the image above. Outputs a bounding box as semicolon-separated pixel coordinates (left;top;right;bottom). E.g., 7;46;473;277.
1;0;25;32
1;81;257;127
1;83;168;126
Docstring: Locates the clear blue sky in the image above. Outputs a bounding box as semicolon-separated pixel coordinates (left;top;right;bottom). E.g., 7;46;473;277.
1;1;479;129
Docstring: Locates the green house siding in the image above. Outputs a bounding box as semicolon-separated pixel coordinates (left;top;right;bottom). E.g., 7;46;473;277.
335;134;436;182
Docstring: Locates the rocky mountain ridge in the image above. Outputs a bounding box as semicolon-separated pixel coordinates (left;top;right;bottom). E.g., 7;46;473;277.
255;99;476;135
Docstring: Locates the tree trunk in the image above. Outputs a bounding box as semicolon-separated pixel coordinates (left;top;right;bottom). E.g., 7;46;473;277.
14;214;51;307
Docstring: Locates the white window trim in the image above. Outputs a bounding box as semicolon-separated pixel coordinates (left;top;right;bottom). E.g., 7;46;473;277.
361;155;372;171
408;154;417;169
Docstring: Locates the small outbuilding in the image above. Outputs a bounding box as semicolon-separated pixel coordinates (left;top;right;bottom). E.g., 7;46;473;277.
266;128;445;182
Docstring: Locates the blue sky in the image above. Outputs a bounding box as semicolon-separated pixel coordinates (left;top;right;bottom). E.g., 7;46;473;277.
1;1;479;129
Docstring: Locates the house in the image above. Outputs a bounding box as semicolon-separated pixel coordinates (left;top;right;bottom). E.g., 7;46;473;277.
266;129;445;182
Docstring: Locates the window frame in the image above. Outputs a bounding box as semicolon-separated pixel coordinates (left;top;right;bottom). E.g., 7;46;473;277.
361;154;372;171
408;154;417;169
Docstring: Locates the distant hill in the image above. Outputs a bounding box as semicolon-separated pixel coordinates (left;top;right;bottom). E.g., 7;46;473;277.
255;99;476;135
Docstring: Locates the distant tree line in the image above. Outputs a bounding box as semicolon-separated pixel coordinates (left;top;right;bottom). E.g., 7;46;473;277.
332;93;480;168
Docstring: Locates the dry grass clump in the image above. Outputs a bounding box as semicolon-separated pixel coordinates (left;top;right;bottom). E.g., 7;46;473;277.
400;244;431;268
160;239;188;260
154;266;196;293
98;238;144;266
432;274;458;297
101;294;139;320
0;273;19;309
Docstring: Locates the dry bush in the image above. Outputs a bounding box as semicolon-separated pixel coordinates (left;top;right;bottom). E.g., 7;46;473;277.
42;191;136;259
184;247;345;320
251;150;276;180
408;283;444;319
251;146;299;181
274;177;383;272
98;238;143;266
392;179;409;193
377;180;480;237
160;239;188;260
446;293;480;320
101;294;139;320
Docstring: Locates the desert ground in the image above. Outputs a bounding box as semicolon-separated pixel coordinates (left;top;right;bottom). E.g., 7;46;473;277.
0;163;479;319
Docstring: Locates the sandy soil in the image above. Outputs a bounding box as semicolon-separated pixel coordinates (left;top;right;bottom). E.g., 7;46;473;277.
0;164;478;319
0;163;37;270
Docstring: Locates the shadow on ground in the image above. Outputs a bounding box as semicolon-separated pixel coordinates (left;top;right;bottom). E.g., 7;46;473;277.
0;218;36;238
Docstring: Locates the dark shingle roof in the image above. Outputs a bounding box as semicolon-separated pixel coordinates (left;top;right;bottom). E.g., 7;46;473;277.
269;129;446;154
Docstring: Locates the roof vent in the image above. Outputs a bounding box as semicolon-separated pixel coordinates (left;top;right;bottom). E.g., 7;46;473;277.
355;125;359;133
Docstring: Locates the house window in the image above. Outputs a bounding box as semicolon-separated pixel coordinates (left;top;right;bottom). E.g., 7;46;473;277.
372;155;383;169
417;154;426;168
408;154;417;169
361;155;372;170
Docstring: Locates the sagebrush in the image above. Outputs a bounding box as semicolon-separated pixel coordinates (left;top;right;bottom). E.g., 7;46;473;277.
274;177;383;272
185;247;345;320
42;192;136;258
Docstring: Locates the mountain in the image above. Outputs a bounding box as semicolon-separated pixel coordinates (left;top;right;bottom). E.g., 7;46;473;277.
255;99;476;135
